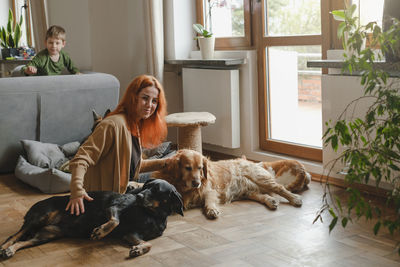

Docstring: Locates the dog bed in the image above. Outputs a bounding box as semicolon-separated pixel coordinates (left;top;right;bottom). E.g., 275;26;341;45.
14;139;175;193
14;140;81;193
15;155;71;193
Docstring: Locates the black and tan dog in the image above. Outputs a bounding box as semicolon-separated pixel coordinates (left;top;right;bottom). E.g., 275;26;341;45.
0;179;183;259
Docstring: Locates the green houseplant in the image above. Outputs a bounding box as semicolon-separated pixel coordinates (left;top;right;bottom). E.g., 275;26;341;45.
193;23;215;59
316;3;400;253
193;23;213;38
0;8;23;59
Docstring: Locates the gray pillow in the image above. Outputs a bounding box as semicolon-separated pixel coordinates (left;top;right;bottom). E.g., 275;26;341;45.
21;139;67;169
60;141;81;157
142;142;172;159
14;156;71;193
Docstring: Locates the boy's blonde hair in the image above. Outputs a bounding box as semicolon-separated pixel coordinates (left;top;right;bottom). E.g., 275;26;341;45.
46;25;66;41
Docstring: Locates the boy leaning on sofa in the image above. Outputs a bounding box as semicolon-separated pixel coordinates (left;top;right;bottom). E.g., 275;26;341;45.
22;25;80;76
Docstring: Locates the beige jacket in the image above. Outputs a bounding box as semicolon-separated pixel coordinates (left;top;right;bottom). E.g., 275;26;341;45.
69;114;137;199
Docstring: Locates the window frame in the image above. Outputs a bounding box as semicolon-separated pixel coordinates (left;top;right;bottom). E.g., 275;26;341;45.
196;0;253;49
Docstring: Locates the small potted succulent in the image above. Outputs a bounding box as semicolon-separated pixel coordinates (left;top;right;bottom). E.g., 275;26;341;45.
193;23;215;59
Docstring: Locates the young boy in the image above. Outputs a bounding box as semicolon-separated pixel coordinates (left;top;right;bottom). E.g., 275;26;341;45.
22;25;80;76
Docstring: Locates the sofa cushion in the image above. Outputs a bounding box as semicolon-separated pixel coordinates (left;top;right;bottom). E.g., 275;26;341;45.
142;141;173;159
60;141;81;157
14;155;71;193
21;139;67;169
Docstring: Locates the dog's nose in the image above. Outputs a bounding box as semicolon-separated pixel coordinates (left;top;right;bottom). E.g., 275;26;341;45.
192;181;200;188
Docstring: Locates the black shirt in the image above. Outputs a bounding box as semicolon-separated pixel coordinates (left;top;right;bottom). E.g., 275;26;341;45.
129;136;141;180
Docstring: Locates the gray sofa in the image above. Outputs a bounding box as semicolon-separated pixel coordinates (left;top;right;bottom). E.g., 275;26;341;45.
0;73;120;173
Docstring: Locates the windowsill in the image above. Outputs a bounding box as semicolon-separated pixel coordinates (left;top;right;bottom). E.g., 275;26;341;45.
164;58;246;70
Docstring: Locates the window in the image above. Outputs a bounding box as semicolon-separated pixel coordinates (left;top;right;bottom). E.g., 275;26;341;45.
356;0;384;27
12;0;34;47
196;0;347;162
196;0;252;49
257;0;326;162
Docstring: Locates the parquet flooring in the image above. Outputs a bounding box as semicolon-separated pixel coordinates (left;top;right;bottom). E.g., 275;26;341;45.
0;173;399;267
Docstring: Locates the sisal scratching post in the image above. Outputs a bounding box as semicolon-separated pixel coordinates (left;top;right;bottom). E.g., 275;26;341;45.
166;112;216;153
178;125;202;152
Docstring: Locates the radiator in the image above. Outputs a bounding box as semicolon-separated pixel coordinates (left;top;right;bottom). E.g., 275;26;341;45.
182;67;240;148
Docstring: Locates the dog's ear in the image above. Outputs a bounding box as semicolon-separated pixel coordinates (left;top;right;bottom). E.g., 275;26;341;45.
171;190;184;216
143;178;155;186
92;109;102;121
104;108;111;117
202;156;208;179
165;152;181;179
91;109;103;132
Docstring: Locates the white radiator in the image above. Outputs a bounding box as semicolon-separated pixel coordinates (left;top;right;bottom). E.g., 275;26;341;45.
182;67;240;148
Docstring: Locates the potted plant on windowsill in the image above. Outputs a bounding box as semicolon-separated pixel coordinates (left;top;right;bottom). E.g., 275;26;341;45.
316;3;400;253
193;23;215;60
0;9;23;59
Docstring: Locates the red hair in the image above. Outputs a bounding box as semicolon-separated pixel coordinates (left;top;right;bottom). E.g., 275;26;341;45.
107;75;167;148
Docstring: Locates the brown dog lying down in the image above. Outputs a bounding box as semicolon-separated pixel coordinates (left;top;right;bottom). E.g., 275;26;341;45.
240;155;311;193
153;149;310;219
256;160;311;193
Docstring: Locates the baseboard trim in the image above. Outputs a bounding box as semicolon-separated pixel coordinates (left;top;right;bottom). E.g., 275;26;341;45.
309;172;390;199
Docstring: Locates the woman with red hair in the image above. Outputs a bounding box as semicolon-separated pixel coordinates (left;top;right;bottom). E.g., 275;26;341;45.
66;74;168;215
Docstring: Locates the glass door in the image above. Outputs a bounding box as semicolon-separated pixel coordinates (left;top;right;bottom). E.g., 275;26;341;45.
259;0;323;161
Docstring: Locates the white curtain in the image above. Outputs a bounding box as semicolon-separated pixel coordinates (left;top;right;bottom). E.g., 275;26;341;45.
143;0;164;83
30;0;48;52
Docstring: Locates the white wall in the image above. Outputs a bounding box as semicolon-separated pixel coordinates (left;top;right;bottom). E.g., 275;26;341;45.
164;0;196;60
0;0;12;32
0;0;12;59
46;0;148;95
46;0;91;71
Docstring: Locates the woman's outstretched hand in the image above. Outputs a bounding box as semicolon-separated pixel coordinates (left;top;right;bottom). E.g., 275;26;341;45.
66;193;94;216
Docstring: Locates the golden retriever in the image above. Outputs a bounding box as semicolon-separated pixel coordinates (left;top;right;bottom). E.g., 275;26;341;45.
256;160;311;193
153;149;306;219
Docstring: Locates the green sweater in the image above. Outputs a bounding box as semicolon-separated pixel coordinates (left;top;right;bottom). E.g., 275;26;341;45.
22;49;79;75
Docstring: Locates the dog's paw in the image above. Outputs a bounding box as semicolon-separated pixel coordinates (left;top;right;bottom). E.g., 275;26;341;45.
265;197;279;210
90;227;105;240
127;181;143;191
205;208;220;219
290;194;303;207
129;243;151;258
1;248;15;259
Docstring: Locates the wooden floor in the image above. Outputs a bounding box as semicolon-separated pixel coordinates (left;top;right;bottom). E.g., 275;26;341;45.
0;173;399;267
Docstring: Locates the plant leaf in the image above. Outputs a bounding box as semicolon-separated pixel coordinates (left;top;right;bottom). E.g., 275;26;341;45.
193;24;205;35
342;217;348;228
14;23;21;48
373;221;381;235
7;9;12;34
329;217;338;233
331;10;345;21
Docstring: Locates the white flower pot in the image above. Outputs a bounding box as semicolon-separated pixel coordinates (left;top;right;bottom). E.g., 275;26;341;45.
198;36;215;59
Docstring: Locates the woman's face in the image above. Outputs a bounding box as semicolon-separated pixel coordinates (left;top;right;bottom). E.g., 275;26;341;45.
136;86;159;120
